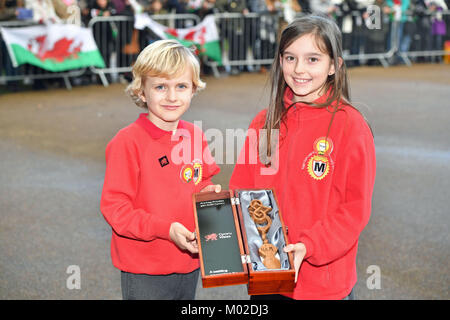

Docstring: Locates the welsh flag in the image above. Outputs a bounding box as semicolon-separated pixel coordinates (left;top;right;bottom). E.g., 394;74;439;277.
134;13;222;65
1;24;105;72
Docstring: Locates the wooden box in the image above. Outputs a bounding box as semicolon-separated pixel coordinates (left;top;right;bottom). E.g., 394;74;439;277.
193;189;295;295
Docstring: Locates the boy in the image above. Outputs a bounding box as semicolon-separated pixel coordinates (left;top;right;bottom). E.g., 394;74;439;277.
100;40;221;300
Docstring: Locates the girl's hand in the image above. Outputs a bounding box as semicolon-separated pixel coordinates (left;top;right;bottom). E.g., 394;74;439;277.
283;242;307;283
169;222;198;254
200;184;221;193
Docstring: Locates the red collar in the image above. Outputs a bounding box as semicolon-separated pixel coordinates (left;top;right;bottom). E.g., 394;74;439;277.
283;86;332;109
135;113;188;140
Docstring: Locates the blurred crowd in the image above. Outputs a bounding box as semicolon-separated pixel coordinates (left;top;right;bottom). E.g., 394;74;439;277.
1;0;448;27
0;0;449;88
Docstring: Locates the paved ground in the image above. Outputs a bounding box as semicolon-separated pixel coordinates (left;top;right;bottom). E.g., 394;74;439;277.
0;64;449;299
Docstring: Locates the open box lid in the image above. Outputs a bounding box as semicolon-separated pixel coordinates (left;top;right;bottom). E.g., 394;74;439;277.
193;191;249;288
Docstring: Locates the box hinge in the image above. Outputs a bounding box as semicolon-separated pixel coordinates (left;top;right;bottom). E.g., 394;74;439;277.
241;254;251;264
231;197;240;206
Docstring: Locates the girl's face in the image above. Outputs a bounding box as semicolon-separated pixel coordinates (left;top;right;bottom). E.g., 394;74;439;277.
280;33;335;103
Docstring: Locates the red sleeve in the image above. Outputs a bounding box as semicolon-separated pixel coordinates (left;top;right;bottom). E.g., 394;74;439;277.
194;131;221;192
100;132;172;241
296;132;376;266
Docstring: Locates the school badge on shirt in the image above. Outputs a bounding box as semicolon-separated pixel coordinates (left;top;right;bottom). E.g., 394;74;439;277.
302;137;334;180
180;159;203;185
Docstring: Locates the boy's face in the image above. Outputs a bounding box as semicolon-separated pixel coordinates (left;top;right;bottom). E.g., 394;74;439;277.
140;67;195;131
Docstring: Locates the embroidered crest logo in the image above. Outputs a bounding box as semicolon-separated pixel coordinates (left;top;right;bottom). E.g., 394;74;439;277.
180;159;203;185
181;165;194;183
303;137;334;180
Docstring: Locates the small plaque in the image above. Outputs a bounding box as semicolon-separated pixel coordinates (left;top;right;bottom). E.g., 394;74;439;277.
196;198;244;276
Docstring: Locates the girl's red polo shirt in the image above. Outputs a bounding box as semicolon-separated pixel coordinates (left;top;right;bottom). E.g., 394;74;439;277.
230;88;376;299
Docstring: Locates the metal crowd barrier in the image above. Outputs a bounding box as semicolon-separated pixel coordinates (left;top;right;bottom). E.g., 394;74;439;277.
207;11;394;70
335;9;450;67
87;13;200;86
203;12;281;75
399;10;450;66
0;20;85;90
200;10;450;71
335;9;395;68
1;10;449;89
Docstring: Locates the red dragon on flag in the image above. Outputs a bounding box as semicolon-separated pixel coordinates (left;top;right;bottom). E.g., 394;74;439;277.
27;35;82;62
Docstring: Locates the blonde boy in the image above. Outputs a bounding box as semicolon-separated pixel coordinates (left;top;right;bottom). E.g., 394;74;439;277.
100;40;220;300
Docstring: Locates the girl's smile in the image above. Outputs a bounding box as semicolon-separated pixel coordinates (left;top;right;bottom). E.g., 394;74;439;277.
292;77;312;84
280;33;335;103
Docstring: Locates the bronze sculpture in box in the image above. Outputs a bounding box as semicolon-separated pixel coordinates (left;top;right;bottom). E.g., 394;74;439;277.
248;199;281;270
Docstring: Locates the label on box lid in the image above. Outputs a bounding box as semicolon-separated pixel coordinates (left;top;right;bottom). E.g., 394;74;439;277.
196;198;244;276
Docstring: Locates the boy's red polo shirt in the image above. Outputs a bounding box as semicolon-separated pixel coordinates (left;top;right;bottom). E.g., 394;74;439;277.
101;113;220;275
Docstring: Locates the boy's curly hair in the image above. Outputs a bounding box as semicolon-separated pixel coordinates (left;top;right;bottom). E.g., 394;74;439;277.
126;39;206;109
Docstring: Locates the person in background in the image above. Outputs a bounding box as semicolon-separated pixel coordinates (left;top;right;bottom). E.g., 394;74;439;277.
215;0;250;74
50;0;83;25
247;0;278;72
197;0;216;19
166;0;188;15
25;0;62;23
429;0;448;62
136;0;170;60
89;0;115;17
364;0;390;63
147;0;169;14
0;0;26;21
309;0;336;15
297;0;311;12
88;0;117;81
79;0;91;25
385;0;411;64
185;0;203;14
341;0;373;67
0;0;25;92
281;0;302;23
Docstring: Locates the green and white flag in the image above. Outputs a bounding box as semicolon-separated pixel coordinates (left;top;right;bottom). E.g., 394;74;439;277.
1;24;105;72
134;13;222;65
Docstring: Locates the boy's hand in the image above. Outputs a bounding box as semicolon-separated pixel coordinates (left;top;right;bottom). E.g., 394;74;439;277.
169;222;198;254
200;184;221;193
283;242;307;283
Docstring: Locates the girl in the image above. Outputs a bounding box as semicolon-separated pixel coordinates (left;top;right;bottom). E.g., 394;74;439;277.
230;14;376;300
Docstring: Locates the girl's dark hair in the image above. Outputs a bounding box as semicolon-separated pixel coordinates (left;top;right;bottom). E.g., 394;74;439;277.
260;13;352;164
